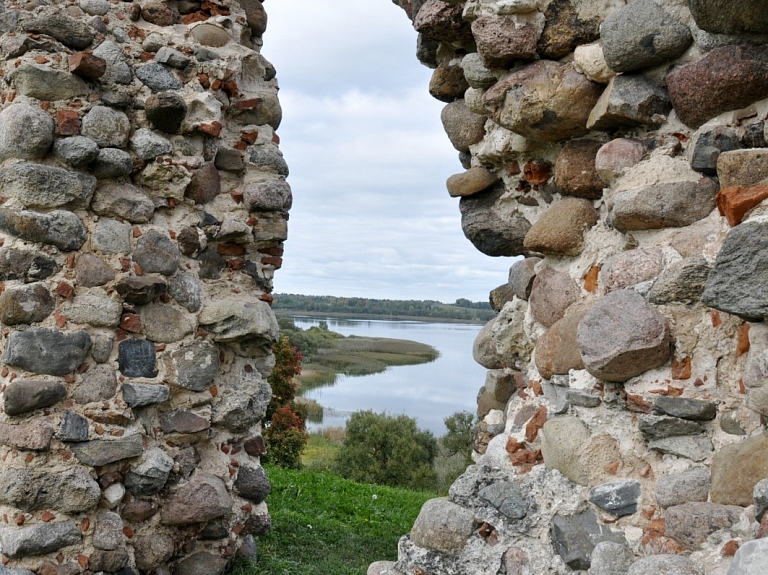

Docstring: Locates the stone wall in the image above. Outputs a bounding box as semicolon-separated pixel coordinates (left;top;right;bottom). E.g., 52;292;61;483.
0;0;288;572
372;0;768;573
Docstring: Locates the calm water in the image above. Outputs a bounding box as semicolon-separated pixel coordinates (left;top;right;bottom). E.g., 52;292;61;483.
292;316;486;436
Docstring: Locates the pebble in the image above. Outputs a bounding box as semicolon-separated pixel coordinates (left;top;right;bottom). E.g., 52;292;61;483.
478;480;529;519
198;299;278;343
92;511;123;551
595;138;646;184
508;258;539;301
172;552;228;575
540;416;591;485
155;46;191;69
638;415;703;441
601;248;663;293
717;149;768;188
186;162;222;204
247;145;290;176
537;0;601;60
534;304;588;379
754;478;768;522
79;0;109;15
689;126;741;175
133;534;175;571
234;463;271;504
141;1;180;26
0;418;54;450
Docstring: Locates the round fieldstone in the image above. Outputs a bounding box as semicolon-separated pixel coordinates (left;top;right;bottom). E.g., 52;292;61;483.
523;198;598;256
601;248;663;293
534;304;589;379
130;128;172;160
191;23;231;47
4;379;67;416
234;464;271;503
92;148;133;178
410;498;475;554
161;473;233;525
528;267;580;328
145;92;187;134
0;209;86;251
81;106;130;148
508;258;540;301
0;283;54;325
185;162;221;204
75;253;115;287
440;100;485;153
413;0;473;45
133;230;180;276
446;167;499;198
136;62;183;92
0;104;54;160
595;138;645;184
141;1;181;25
656;469;711;509
459;187;531;257
460;52;496;89
689;0;768;34
53;136;100;167
577;289;671;382
471;16;538;68
626;555;702;575
429;59;469;103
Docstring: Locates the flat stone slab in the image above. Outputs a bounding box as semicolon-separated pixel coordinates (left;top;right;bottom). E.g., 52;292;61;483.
0;522;81;558
71;435;144;466
589;480;641;517
3;328;91;376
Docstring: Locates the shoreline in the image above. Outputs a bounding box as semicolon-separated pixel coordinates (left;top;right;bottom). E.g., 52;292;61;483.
274;309;490;325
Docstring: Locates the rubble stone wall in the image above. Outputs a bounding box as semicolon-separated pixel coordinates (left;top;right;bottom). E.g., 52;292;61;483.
376;0;768;573
0;0;288;572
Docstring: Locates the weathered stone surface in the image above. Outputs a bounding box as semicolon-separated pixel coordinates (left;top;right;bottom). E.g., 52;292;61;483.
53;136;97;167
653;397;717;421
133;230;180;276
237;0;267;34
190;23;231;47
665;502;742;550
4;379;66;418
234;463;271;504
626;555;702;575
75;254;115;287
141;1;181;25
711;432;768;506
601;248;663;293
589;541;634;575
638;415;703;441
122;383;170;408
118;339;158;379
718;149;768;188
656;469;711;509
413;0;473;45
596;138;645;184
755;478;768;522
212;365;272;432
649;435;713;461
125;447;173;496
160;409;210;434
446;167;499;197
0;209;86;251
71;435;144;466
554;140;604;199
56;411;88;443
482;60;602;142
4;329;91;377
690;126;741;175
23;14;95;49
92;40;133;85
577;289;670;382
667;46;768;128
73;364;117;404
161;473;233;525
0;104;54;160
198;299;278;344
460;187;531;256
728;538;768;575
243;176;292;211
169;273;203;312
172;552;228;575
8;64;88;101
185;162;221;204
134;534;175;571
0;467;99;513
0;283;55;325
587;74;672;130
92;511;123;551
155;47;191;69
647;257;712;305
460;53;495;89
0;249;56;283
81;106;130;149
140;303;194;343
410;498;475;554
121;500;158;523
523;198;597;256
471;16;537;68
601;0;691;73
145;92;187;134
0;522;80;558
0;417;53;450
247;145;290;176
92;219;131;254
536;0;601;60
115;277;167;305
89;549;128;572
164;341;220;391
508;258;539;301
689;0;768;35
534;304;588;379
136;162;192;201
136;62;183;92
528;267;579;328
478;480;529;519
541;416;591;485
62;294;122;328
552;509;624;570
574;41;615;84
589;480;641;517
130;128;172;160
440;100;485;153
92;148;133;179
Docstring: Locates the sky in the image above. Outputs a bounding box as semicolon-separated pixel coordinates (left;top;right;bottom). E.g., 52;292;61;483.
261;0;514;303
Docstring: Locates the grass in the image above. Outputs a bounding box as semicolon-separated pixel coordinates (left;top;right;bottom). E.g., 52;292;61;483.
230;465;436;575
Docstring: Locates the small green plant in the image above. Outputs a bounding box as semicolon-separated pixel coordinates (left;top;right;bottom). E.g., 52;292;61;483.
442;410;475;466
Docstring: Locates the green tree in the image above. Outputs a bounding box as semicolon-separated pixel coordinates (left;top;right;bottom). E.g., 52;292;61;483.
442;411;475;466
334;410;438;490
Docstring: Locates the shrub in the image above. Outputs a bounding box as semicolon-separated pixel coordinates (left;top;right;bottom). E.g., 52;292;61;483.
442;410;475;466
334;410;438;490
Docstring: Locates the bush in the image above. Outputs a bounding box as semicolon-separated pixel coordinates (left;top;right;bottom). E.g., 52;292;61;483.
334;410;438;490
442;410;475;466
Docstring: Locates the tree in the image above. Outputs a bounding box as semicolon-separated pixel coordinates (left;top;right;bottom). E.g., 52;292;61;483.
334;410;438;490
442;411;475;466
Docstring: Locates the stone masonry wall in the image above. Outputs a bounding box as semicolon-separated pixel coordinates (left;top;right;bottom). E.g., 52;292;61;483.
370;1;768;574
0;0;288;573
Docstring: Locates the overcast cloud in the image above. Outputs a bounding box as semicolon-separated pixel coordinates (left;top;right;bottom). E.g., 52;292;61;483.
261;0;514;303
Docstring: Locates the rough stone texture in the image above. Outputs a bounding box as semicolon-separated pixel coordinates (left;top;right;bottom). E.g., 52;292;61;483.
0;104;54;160
639;415;703;441
689;0;768;35
587;74;672;131
198;299;279;344
0;283;55;325
534;304;588;379
653;397;717;421
528;267;579;328
596;138;646;184
161;473;233;525
728;538;768;575
441;100;486;152
133;230;180;276
690;126;741;175
656;470;711;510
3;329;91;376
122;383;170;408
172;552;228;575
540;416;591;485
665;502;742;550
711;433;768;506
523;198;597;256
589;541;634;575
554;140;604;199
0;209;86;252
601;248;663;293
508;258;539;301
410;498;475;554
413;0;473;46
589;480;641;517
471;16;537;69
459;187;531;256
234;463;271;504
552;509;625;570
71;435;144;466
125;447;174;495
164;341;220;391
626;555;702;575
577;289;670;382
0;522;81;558
647;257;712;305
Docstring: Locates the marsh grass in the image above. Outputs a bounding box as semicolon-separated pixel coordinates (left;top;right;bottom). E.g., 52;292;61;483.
301;429;345;472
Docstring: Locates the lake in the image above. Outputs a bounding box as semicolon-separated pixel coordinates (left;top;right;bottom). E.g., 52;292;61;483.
291;316;486;436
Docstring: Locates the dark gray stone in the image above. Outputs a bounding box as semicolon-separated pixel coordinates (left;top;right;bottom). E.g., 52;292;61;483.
169;273;203;312
588;74;672;130
552;509;625;570
92;511;123;551
478;481;529;520
601;0;692;72
160;409;210;434
656;469;711;509
460;187;531;257
0;282;55;325
234;464;271;504
145;92;187;133
566;390;602;408
92;40;133;84
53;136;100;167
0;249;56;282
0;104;54;161
118;339;158;378
0;468;99;513
130;128;172;160
589;541;634;575
508;258;540;301
155;46;190;69
654;397;717;421
71;435;144;466
114;276;167;305
0;209;86;251
589;480;641;517
73;364;118;403
165;341;220;391
3;329;91;376
56;411;89;442
89;548;129;572
754;478;768;522
75;253;115;287
247;145;289;176
690;127;741;174
122;383;170;408
703;222;768;320
647;257;712;305
626;554;702;575
648;435;713;461
720;410;747;435
136;62;183;92
91;148;133;178
124;447;173;496
638;415;703;440
689;0;768;34
23;14;95;49
0;522;81;558
133;230;180;276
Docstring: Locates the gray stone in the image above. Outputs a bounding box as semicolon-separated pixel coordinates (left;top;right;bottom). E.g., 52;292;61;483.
627;554;702;575
0;468;99;513
0;250;55;283
80;0;110;15
89;548;129;572
0;283;54;325
172;552;228;575
198;299;278;344
0;104;54;160
23;13;94;49
92;148;133;178
665;502;742;550
161;473;233;525
601;248;663;293
234;463;271;504
122;383;170;408
4;329;91;376
638;415;703;440
75;254;115;287
720;410;747;435
0;209;86;251
690;126;742;175
440;100;485;153
145;92;187;133
653;397;717;421
134;533;175;571
124;447;173;496
160;409;210;434
728;537;768;575
243;177;292;212
134;230;180;276
589;541;634;575
73;364;117;404
702;222;768;320
71;435;144;466
62;294;122;328
459;187;532;256
54;136;100;167
8;64;88;101
136;62;183;92
649;435;714;461
90;334;113;365
0;566;35;575
247;145;290;176
410;497;475;554
155;46;191;69
0;418;53;450
215;147;244;172
92;219;131;254
92;511;123;551
587;74;672;130
589;480;641;517
460;52;495;89
56;411;89;442
185;162;221;205
140;303;193;343
689;0;768;35
92;40;133;85
478;481;529;520
82;106;130;148
754;478;768;522
118;339;157;378
130;128;172;160
190;23;231;47
656;469;711;509
413;0;472;45
647;257;712;305
165;341;220;391
115;277;167;304
212;365;272;432
508;258;540;301
541;416;591;486
528;267;579;328
0;522;80;558
0;163;96;210
552;509;625;570
169;273;203;312
601;0;692;73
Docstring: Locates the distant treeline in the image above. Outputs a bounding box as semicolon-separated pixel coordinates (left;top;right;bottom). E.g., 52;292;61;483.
273;294;496;322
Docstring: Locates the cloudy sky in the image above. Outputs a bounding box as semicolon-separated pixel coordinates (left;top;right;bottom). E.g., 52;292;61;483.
261;0;513;303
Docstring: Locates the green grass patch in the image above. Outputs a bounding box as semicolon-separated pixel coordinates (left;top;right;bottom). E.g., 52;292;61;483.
232;466;435;575
301;429;344;472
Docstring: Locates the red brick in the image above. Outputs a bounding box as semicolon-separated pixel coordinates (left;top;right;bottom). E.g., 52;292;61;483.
68;52;107;79
57;109;80;136
717;184;768;226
